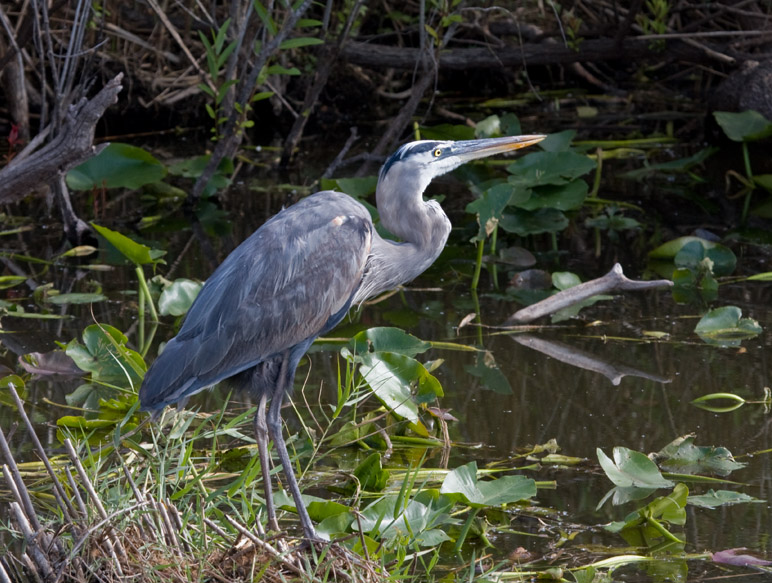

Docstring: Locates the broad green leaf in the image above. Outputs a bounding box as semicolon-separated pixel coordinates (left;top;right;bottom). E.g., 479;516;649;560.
648;236;721;260
507;150;596;188
440;462;536;508
466;184;513;242
654;435;745;475
695;306;762;346
597;447;674;489
499;208;568;236
91;223;157;266
537;130;576;152
65;324;146;386
463;350;512;394
754;174;772;193
673;240;736;276
66;143;166;190
357;494;454;545
688;489;764;509
514;180;588;211
622;147;716;180
159;279;202;316
356;352;440;425
353;453;389;492
349;327;431;357
713;110;772;142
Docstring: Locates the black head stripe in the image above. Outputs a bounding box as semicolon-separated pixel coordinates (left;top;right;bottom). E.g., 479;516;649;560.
379;141;443;180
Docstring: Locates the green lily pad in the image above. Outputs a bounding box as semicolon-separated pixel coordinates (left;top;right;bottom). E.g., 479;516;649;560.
67;143;166;190
349;327;431;357
654;435;745;475
466;183;515;242
713;110;772;142
688;489;764;509
65;324;146;386
440;462;536;508
694;306;762;347
499;208;568;236
597;447;674;489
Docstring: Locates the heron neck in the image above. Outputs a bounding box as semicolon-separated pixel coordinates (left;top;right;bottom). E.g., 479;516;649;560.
353;171;451;303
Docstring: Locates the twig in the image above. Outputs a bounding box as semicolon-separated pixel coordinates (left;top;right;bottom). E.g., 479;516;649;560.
9;502;53;580
321;127;359;179
221;514;324;583
503;263;673;325
6;383;76;522
62;438;128;562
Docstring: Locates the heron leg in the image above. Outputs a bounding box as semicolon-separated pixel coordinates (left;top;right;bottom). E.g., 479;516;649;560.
254;390;280;533
266;356;319;541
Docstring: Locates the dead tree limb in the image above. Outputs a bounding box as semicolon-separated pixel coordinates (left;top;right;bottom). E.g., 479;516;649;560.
504;263;673;325
0;73;124;205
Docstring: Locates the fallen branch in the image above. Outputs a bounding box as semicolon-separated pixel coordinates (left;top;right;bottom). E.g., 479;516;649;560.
504;263;673;325
0;73;124;205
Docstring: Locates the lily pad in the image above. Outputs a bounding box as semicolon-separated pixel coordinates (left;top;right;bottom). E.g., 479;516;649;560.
688;490;764;509
159;279;202;316
713;110;772;142
597;447;674;489
67;143;166;190
440;461;536;508
694;306;762;347
653;435;745;475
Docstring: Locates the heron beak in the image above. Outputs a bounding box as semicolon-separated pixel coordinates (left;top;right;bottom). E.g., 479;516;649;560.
453;134;546;162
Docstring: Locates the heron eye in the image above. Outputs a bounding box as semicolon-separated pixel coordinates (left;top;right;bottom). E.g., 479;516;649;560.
433;148;442;157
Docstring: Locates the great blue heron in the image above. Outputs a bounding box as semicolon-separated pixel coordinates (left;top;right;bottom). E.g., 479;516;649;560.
139;134;545;541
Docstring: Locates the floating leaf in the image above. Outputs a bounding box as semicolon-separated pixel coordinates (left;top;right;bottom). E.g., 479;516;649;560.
440;462;536;508
499;208;568;236
466;184;513;242
463;350;512;394
353;453;389;493
507;151;596;188
67;143;166;190
597;447;674;489
694;306;762;347
654;435;745;475
689;490;763;509
713;110;772;142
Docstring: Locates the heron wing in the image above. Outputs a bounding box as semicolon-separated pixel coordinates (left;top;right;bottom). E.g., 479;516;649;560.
139;191;372;410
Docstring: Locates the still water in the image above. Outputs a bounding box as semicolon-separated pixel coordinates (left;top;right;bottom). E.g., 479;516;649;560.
1;179;771;580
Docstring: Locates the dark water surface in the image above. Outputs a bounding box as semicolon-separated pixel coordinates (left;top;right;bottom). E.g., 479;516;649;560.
1;175;771;580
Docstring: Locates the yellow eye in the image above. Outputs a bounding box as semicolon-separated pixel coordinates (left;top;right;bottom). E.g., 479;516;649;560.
433;148;442;157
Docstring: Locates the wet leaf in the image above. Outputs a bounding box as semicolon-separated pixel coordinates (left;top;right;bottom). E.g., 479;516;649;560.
694;306;762;347
349;327;430;357
506;151;596;188
356;494;454;545
440;462;536;508
65;324;146;386
463;350;512;394
67;143;166;190
654;435;745;475
597;447;674;489
674;239;736;276
91;223;160;266
18;351;81;376
159;279;202;316
499;208;568;236
466;184;513;242
688;490;763;509
514;180;588;212
356;351;442;425
353;452;389;492
713;110;772;142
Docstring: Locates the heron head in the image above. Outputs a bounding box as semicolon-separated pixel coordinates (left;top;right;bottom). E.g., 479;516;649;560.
379;134;546;185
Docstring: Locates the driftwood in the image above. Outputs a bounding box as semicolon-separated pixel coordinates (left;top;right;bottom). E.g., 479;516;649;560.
0;73;124;205
504;263;673;325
